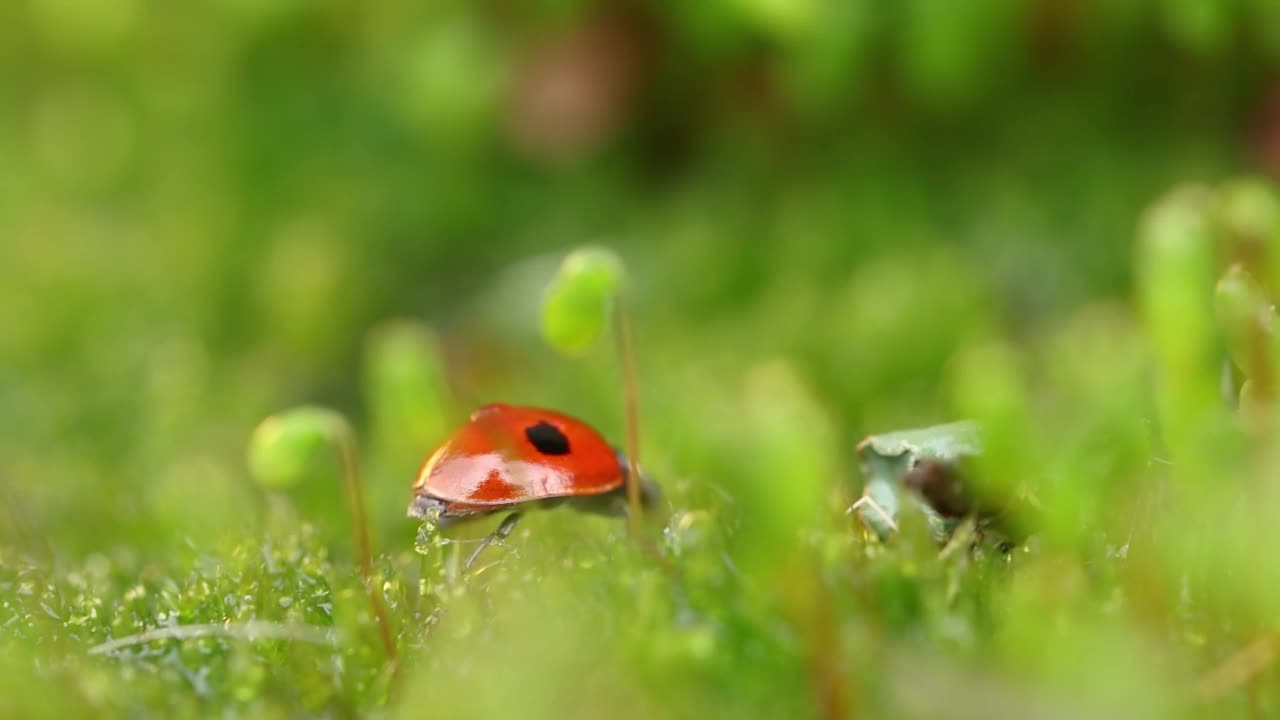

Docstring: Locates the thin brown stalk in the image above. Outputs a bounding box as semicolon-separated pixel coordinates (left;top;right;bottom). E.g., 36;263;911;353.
1194;634;1275;700
331;419;398;666
807;569;850;720
613;296;644;537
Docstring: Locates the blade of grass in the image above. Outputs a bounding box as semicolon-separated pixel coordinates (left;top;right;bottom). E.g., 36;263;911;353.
88;621;337;656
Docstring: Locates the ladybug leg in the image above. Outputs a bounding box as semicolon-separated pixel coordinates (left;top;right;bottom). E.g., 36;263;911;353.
464;512;522;571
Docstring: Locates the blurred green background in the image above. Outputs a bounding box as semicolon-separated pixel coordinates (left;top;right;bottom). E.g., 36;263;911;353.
5;0;1280;717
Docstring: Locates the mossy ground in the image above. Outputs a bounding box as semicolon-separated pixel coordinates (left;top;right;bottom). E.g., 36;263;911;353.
6;2;1280;717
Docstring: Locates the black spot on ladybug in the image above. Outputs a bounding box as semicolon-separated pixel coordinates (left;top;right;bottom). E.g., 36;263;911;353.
525;421;571;455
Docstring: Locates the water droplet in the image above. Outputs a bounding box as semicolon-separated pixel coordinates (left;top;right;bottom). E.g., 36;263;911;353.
663;509;712;557
414;521;448;556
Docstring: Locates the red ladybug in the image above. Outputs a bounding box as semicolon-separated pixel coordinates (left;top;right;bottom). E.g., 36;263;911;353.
407;403;657;562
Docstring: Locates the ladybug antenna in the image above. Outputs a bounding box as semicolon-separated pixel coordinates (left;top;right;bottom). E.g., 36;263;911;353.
614;295;645;534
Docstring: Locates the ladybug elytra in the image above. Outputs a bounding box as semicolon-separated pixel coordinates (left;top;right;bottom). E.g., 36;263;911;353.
407;403;657;528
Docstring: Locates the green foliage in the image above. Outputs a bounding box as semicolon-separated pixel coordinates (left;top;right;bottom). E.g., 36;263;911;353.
0;531;406;717
363;320;452;460
7;2;1280;718
1137;186;1226;482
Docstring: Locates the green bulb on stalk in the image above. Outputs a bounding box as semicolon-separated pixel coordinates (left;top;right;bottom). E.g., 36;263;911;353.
541;247;647;534
247;406;398;667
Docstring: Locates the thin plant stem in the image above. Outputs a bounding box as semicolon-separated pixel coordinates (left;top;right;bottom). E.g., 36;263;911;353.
614;296;644;537
1194;633;1276;699
611;297;680;578
807;569;849;720
331;419;398;666
89;621;336;656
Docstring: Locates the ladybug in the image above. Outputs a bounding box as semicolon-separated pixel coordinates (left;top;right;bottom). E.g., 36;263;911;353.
407;403;658;563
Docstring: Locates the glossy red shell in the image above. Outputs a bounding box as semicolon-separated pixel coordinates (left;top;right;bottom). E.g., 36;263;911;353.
412;403;624;514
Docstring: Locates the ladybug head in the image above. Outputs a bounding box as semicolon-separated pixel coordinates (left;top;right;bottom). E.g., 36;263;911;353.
407;495;446;524
406;495;486;527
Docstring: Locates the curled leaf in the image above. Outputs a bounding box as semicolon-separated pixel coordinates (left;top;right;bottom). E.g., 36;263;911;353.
852;421;981;540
